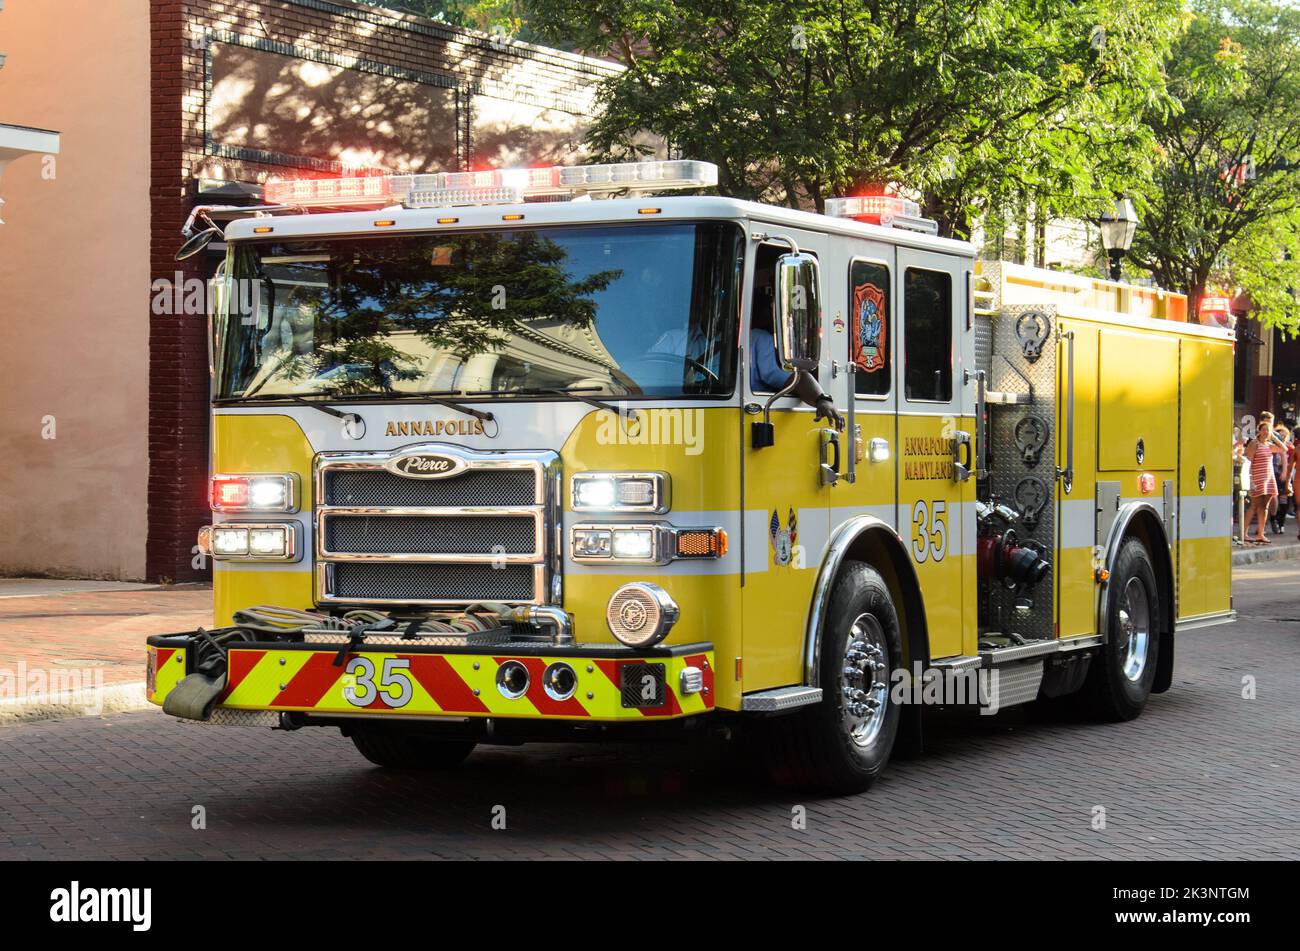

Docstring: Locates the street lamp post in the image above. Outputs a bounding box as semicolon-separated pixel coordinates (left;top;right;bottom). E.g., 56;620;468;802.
1098;197;1139;282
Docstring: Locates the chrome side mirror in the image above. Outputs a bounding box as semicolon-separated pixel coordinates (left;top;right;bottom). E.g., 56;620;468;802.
773;251;822;371
175;226;222;262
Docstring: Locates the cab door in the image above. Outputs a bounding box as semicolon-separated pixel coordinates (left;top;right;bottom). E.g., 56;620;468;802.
741;228;838;691
843;247;898;532
894;248;973;660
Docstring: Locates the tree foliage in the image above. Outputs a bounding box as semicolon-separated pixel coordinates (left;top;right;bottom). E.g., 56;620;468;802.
526;0;1183;237
1129;0;1300;332
359;0;553;45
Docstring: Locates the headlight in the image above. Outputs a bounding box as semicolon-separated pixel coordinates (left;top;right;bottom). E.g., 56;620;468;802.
572;528;612;558
611;528;656;560
571;472;669;513
202;523;299;562
606;582;679;648
571;524;667;564
211;474;298;513
211;526;249;556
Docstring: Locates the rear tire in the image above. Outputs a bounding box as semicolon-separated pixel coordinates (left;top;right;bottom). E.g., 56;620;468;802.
349;729;476;769
1084;538;1161;721
759;561;903;794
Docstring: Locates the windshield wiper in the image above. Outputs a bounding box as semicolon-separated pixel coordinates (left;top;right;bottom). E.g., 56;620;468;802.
233;387;492;424
284;394;362;423
466;385;637;421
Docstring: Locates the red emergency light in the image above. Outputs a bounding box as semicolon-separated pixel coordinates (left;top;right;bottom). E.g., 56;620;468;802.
264;176;393;208
1198;295;1234;329
262;161;718;210
824;195;938;235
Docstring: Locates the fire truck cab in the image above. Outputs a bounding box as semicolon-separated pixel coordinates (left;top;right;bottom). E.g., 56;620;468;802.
148;161;1234;793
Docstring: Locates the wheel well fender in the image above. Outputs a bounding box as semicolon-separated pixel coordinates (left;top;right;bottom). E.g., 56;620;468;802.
1099;502;1176;692
803;516;930;686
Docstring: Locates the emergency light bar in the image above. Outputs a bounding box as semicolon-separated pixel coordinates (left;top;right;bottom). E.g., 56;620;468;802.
263;160;718;210
825;195;939;235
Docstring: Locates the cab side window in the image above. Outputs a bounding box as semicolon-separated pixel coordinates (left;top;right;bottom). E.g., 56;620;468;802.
903;268;952;402
849;260;890;397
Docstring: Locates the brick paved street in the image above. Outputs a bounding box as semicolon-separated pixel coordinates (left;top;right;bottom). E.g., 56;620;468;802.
0;581;211;689
0;562;1296;860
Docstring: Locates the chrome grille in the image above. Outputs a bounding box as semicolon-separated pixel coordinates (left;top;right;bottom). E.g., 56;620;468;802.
315;446;559;607
329;563;536;602
324;514;537;555
324;469;534;507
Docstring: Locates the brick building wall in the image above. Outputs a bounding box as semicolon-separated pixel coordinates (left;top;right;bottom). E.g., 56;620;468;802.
147;0;619;582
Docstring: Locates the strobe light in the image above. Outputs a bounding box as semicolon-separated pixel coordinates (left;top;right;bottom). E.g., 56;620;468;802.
210;474;298;513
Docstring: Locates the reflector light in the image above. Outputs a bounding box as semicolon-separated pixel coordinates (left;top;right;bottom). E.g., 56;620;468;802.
825;195;939;234
1139;473;1156;494
674;528;727;559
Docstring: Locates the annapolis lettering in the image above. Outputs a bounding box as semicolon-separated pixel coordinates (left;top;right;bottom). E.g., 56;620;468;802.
384;418;486;437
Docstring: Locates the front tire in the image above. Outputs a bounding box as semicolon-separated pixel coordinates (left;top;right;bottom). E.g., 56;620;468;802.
349;729;476;770
760;561;903;794
1084;538;1162;721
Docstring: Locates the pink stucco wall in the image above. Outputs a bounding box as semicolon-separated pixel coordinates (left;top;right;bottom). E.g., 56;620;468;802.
0;0;151;579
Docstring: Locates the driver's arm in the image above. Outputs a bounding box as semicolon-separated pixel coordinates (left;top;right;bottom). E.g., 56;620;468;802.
792;371;842;429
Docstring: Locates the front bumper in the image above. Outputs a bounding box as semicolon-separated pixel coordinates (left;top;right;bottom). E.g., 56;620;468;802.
146;636;714;722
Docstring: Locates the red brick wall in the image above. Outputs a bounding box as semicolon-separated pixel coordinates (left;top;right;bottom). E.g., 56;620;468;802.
147;0;617;582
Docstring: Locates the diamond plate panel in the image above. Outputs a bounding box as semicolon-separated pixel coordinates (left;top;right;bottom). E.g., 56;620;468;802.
986;304;1058;641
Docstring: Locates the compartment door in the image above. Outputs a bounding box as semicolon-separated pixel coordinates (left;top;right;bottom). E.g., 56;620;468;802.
1178;338;1233;619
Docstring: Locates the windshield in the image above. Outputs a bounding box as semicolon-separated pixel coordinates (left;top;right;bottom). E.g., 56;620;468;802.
216;221;744;401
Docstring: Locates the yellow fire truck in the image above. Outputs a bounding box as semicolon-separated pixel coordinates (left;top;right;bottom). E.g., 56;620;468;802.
148;160;1234;793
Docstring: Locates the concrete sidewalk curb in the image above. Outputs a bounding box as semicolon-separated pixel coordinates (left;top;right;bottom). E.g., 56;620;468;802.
0;681;155;724
1233;543;1300;567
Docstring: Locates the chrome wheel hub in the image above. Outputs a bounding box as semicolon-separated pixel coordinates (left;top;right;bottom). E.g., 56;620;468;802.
1118;576;1151;682
841;613;889;748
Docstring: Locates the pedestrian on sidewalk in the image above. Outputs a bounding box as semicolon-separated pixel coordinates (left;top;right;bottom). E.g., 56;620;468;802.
1245;411;1286;545
1270;424;1292;534
1289;428;1300;541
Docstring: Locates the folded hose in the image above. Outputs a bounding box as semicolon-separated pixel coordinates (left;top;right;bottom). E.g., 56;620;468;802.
230;604;511;637
162;626;253;721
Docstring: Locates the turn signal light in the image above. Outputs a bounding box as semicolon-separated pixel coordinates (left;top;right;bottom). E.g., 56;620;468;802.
675;528;728;558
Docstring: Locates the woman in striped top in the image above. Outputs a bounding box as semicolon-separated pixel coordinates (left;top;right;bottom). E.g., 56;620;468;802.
1246;411;1287;544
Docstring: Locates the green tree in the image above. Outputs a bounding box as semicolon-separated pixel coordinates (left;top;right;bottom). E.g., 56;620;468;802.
359;1;554;46
1128;0;1300;332
527;0;1182;237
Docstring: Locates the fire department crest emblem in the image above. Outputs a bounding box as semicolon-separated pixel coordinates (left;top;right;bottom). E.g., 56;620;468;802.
852;281;887;373
770;508;798;567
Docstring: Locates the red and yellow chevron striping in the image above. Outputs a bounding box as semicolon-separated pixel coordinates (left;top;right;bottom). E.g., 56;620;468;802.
149;645;715;722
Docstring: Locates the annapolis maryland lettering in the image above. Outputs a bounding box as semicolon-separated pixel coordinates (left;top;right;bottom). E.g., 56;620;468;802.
902;435;954;481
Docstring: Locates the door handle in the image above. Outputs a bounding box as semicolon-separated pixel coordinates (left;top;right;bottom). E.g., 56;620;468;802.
820;428;840;486
952;430;972;482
